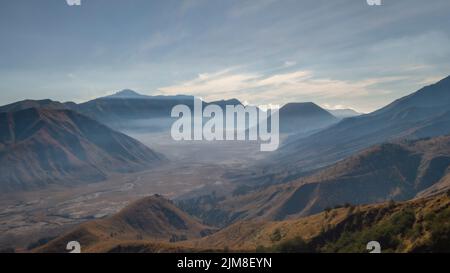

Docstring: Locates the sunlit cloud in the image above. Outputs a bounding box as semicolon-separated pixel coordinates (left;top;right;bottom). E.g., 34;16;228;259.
158;68;414;112
321;103;357;111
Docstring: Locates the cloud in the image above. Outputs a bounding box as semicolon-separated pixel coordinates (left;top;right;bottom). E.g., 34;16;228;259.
321;103;356;111
157;68;412;112
256;70;312;87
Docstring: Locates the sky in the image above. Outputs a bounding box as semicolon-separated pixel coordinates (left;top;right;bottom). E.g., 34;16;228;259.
1;0;450;113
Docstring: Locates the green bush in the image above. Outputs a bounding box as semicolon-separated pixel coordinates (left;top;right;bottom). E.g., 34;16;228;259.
274;236;312;253
319;209;416;252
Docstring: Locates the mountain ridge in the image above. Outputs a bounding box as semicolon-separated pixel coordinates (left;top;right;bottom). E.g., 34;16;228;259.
255;75;450;183
177;135;450;226
36;195;216;253
0;107;164;191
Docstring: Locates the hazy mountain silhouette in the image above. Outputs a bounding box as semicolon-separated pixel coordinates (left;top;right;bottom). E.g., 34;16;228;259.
104;89;151;99
279;102;338;133
327;108;361;119
0;108;164;191
0;92;258;134
76;92;258;132
72;90;195;131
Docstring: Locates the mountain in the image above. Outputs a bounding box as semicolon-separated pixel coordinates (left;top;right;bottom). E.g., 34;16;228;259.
263;135;450;219
77;90;195;120
278;102;338;134
190;192;450;253
104;89;151;99
38;192;450;253
36;195;215;253
208;98;242;108
327;108;361;119
0;108;164;191
0;93;256;134
75;92;256;132
0;99;74;113
104;89;194;101
178;135;450;225
73;90;196;132
269;76;450;177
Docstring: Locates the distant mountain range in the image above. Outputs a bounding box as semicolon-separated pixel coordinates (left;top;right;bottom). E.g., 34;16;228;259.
326;108;361;119
0;90;344;134
105;89;194;101
259;75;450;182
0;99;74;113
76;94;345;135
0;108;164;191
71;91;196;132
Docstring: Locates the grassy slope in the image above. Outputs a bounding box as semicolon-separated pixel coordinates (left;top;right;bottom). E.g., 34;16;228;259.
42;192;449;253
207;192;450;253
36;195;215;253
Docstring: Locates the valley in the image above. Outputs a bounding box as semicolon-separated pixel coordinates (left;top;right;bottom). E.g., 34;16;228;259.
0;130;266;250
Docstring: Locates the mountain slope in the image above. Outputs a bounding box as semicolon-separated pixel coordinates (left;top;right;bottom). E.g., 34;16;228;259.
0;108;164;191
178;135;450;225
37;195;215;253
190;192;450;253
266;136;450;219
39;193;450;253
272;76;450;176
0;99;73;113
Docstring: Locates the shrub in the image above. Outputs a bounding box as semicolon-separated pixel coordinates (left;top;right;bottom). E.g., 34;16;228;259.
275;236;312;253
270;228;282;242
428;224;450;252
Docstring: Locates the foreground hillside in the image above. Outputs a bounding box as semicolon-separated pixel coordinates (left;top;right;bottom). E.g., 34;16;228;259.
191;192;450;253
38;192;450;253
0;108;164;191
37;195;216;253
